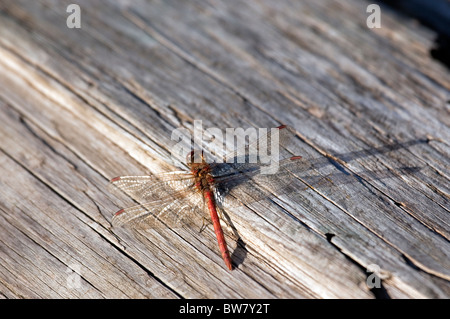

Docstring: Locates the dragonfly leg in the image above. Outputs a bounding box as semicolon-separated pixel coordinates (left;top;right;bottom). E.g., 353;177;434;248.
199;216;211;233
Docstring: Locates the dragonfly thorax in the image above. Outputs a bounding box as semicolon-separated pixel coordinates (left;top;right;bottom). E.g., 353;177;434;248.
191;163;214;192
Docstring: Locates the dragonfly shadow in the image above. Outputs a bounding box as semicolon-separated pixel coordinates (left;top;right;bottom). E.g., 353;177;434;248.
296;138;428;190
213;138;427;205
298;166;423;190
215;206;248;269
231;238;247;268
309;138;429;171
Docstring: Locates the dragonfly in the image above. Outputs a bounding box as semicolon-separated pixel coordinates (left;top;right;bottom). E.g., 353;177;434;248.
110;125;308;270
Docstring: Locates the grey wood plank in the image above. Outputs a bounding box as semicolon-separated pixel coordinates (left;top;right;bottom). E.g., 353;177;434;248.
0;0;448;298
0;56;372;298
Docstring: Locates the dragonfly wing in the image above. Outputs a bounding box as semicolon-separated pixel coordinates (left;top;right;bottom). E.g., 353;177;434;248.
109;172;195;202
112;189;207;229
212;124;296;166
213;157;311;208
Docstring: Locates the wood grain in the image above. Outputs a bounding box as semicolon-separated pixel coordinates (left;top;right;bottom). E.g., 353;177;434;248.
0;0;448;298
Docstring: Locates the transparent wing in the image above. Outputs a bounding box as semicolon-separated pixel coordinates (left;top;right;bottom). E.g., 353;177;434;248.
109;171;208;229
213;156;310;208
203;125;308;207
207;124;295;172
112;189;207;229
109;171;195;202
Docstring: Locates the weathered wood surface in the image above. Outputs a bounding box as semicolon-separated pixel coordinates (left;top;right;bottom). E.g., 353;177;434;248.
0;0;449;299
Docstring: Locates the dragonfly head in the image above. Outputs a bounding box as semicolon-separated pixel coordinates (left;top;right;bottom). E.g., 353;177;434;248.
186;149;206;167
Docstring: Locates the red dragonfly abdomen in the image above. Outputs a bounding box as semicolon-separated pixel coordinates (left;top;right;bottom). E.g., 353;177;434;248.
204;189;233;270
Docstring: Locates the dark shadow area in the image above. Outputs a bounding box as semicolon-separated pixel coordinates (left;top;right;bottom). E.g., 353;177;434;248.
230;238;247;269
325;233;391;299
376;0;450;69
368;275;391;299
216;205;248;269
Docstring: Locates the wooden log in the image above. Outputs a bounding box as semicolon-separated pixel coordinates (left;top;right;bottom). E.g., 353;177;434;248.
0;0;448;298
